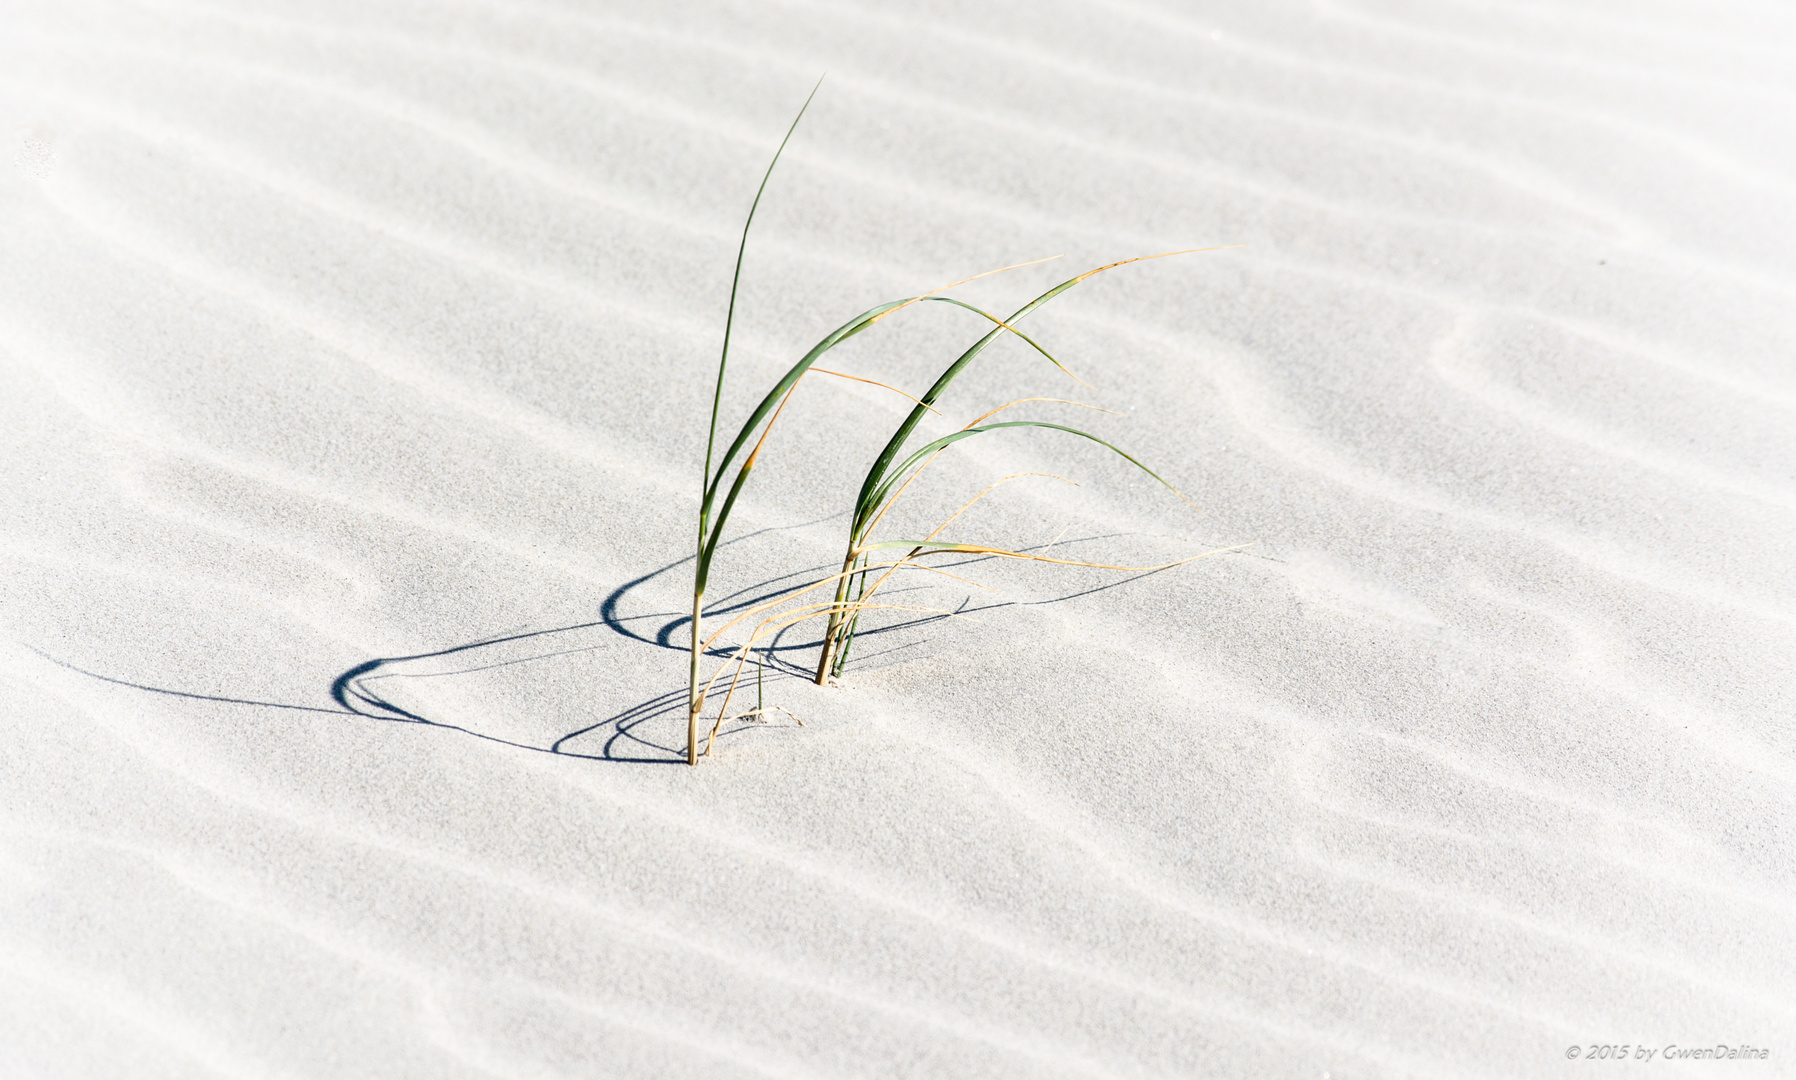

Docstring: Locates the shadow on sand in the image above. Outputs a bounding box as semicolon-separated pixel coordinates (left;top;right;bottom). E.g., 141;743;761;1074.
35;527;1184;764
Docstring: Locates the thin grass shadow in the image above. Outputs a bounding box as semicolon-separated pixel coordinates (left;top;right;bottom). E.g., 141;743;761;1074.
28;527;1222;764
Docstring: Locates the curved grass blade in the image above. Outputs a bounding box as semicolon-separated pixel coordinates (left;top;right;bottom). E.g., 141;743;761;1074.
697;298;909;593
864;420;1185;531
923;472;1078;541
919;297;1082;384
821;412;1188;681
819;255;1200;682
697;259;1077;593
847;247;1230;542
703;254;1068;526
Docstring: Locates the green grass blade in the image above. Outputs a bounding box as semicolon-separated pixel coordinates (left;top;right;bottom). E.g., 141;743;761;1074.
701;75;825;531
697;264;1071;597
918;297;1070;377
695;297;913;592
847;250;1218;541
694;76;823;763
862;420;1181;533
848;273;1103;537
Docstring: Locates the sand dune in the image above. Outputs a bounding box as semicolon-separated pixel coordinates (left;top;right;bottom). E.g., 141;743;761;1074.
3;1;1792;1076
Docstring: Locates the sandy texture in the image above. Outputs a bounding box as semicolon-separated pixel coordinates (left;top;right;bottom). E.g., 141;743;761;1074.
3;1;1793;1076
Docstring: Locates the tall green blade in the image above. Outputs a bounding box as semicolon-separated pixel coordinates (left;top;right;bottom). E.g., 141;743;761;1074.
701;75;825;550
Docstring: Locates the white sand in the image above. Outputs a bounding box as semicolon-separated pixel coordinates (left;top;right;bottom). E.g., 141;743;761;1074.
3;1;1793;1076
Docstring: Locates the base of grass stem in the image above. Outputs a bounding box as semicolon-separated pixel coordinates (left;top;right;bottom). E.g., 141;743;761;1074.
813;550;859;685
688;592;703;765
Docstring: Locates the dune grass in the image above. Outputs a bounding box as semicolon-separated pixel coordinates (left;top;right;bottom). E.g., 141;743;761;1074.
688;82;1232;764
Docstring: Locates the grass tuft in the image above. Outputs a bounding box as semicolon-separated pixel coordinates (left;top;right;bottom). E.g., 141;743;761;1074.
688;82;1238;763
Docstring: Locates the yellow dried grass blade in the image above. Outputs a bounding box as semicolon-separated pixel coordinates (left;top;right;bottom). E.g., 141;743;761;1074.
925;473;1079;542
1068;245;1243;285
864;254;1064;329
811;368;942;414
856;540;1254;572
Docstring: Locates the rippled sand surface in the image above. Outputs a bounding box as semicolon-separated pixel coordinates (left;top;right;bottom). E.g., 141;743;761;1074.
4;2;1792;1076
